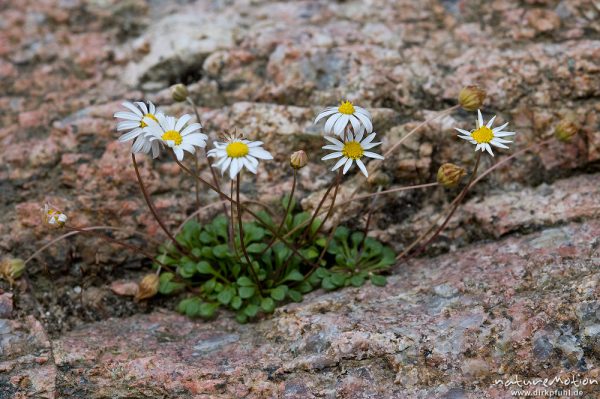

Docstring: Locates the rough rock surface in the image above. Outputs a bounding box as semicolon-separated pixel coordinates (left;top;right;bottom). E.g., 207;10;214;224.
1;0;599;397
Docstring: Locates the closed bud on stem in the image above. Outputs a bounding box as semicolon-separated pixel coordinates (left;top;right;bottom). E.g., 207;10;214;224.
290;150;308;169
170;83;189;102
458;85;486;111
135;273;160;301
0;257;25;284
41;203;67;228
367;170;391;187
437;163;466;188
554;118;578;142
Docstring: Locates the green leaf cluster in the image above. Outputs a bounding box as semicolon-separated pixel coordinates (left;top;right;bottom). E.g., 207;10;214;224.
156;198;395;322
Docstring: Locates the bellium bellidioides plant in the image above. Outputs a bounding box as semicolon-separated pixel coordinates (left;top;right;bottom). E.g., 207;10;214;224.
10;84;576;322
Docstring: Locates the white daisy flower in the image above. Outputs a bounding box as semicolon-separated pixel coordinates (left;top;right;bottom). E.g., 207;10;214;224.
321;126;383;177
142;113;207;161
455;109;516;157
314;100;373;137
113;101;162;158
41;203;67;228
207;133;273;179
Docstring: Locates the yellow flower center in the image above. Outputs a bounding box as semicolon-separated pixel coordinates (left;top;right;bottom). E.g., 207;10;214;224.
139;113;158;128
471;126;494;144
161;130;183;146
226;141;249;158
342;141;364;160
338;100;355;115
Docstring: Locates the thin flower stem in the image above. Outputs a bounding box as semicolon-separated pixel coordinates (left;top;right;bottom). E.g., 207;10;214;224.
24;226;163;265
174;201;228;235
230;179;241;259
131;153;191;257
261;169;297;256
194;152;201;222
236;175;263;294
300;177;337;243
356;185;382;261
308;170;342;242
186;98;231;234
409;152;482;258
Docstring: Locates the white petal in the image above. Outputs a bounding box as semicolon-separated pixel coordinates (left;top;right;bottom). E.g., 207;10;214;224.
324;136;344;147
179;143;196;154
242;157;257;174
342;158;353;174
362;141;381;150
331;157;348;171
333;115;350;136
486;115;497;128
363;151;384;160
114;111;141;121
247;141;264;147
220;158;232;175
122;102;143;117
135;101;148;114
360;132;377;145
356;159;368;177
458;135;473;141
151;141;161;158
494;131;516;137
491;137;512;144
149;102;156;114
454;128;471;136
315;109;338;124
117;121;141;131
490;140;509;149
484;143;494;156
175;114;192;132
248;147;273;160
349;115;361;137
492;122;510;133
322;152;343;160
229;158;241;179
118;128;143;142
477;110;483;128
354;111;373;134
173;147;184;161
324;113;342;134
184;133;207;147
354;106;372;119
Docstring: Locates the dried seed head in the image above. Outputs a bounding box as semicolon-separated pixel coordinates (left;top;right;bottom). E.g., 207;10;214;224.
41;203;67;228
437;163;466;188
554;118;578;142
170;83;189;102
290;150;308;169
0;257;25;284
367;170;391;187
135;274;160;301
458;85;486;111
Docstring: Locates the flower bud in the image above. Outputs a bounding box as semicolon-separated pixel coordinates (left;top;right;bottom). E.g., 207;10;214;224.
170;83;189;102
41;203;67;228
0;257;25;284
458;85;486;111
554;118;578;142
437;163;466;188
135;274;160;301
290;150;308;169
367;170;391;187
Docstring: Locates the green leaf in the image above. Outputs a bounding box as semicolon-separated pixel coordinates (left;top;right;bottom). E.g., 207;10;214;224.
287;289;302;302
292;212;310;229
270;286;286;301
199;302;218;319
351;231;365;247
200;247;213;259
212;244;230;259
217;288;233;305
301;247;320;260
334;226;350;241
254;210;274;228
196;261;215;275
315;267;329;279
297;281;312;294
231;296;242;310
211;215;229;240
203;278;216;293
244;303;259;317
179;260;197;279
321;277;336;291
246;243;268;254
284;269;304;282
370;274;387;287
244;224;265;242
261;297;275;313
350;275;365;287
239;286;255;299
330;273;347;287
158;272;184;295
235;312;248;324
281;194;296;212
199;231;214;244
237;276;254;286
